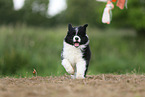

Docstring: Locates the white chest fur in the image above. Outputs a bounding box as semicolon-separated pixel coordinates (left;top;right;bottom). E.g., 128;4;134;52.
62;41;84;66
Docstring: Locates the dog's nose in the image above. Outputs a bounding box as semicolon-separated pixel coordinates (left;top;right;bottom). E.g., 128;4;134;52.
75;37;79;40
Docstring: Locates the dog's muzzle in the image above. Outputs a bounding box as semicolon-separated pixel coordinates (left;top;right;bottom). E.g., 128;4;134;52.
73;36;81;47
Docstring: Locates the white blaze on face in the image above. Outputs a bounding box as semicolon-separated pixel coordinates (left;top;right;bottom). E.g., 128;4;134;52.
73;27;81;47
73;35;81;47
75;27;79;35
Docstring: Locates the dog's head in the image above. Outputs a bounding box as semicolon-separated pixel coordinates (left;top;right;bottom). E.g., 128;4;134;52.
65;24;89;48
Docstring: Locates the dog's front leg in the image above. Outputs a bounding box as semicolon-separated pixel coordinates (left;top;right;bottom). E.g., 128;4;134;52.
76;60;86;79
62;59;74;75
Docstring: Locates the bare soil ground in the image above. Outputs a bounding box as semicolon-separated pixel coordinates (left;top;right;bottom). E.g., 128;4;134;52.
0;74;145;97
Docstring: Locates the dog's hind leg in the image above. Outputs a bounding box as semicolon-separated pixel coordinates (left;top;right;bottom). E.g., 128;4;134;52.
62;59;74;75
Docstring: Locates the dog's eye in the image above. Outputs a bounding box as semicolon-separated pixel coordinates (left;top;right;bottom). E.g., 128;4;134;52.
71;32;76;35
80;32;86;36
68;31;75;36
73;32;76;35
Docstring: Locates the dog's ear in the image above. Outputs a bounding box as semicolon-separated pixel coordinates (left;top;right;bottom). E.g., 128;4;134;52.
68;24;73;31
83;24;88;32
83;24;88;28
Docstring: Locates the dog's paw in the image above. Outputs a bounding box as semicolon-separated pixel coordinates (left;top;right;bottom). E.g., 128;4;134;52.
62;59;74;74
76;74;85;79
66;67;74;74
71;75;75;79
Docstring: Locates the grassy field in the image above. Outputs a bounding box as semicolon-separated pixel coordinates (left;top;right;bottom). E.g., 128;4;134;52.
0;74;145;97
0;25;145;77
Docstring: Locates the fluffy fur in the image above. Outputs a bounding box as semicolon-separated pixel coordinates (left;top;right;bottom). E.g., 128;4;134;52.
61;24;91;79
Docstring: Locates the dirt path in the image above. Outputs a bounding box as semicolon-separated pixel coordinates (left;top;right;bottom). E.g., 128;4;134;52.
0;74;145;97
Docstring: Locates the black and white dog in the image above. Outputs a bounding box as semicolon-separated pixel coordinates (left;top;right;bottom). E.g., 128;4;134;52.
61;24;91;79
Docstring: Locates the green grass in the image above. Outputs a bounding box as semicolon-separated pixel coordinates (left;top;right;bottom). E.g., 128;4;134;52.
0;25;145;77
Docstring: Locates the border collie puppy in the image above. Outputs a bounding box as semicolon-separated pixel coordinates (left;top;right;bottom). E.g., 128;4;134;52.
61;24;91;79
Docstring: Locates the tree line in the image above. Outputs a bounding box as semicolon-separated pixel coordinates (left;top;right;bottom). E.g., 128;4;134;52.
0;0;145;35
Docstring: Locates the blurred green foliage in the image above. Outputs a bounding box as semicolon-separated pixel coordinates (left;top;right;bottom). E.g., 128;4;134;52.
0;0;50;26
64;0;98;25
0;0;145;77
0;25;64;77
0;0;144;34
0;25;145;77
112;0;145;35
